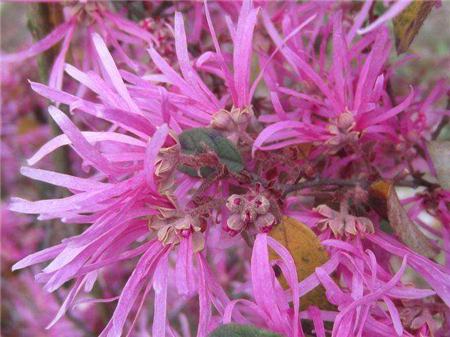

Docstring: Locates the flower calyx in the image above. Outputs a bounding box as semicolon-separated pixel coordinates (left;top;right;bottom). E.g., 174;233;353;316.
154;136;180;195
315;204;374;237
327;112;360;149
210;106;254;145
149;210;206;252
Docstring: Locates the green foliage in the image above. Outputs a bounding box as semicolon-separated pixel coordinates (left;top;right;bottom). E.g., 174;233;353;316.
178;128;244;177
208;324;282;337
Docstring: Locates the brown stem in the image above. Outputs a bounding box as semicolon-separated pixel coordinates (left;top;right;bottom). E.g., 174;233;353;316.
189;198;224;217
241;230;255;248
283;178;366;197
27;3;71;176
432;116;449;140
405;160;440;190
412;174;440;190
152;1;173;17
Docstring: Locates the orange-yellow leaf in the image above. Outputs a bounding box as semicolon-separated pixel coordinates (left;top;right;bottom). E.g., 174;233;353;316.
269;216;333;310
393;1;435;54
369;180;392;217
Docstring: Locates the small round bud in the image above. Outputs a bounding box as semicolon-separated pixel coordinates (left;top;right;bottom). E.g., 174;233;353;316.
233;107;252;126
227;213;245;232
255;213;275;233
252;195;270;215
211;109;233;129
226;194;245;213
337;112;355;131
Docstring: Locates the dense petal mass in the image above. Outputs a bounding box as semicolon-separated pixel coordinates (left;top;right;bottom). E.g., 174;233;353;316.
2;1;449;337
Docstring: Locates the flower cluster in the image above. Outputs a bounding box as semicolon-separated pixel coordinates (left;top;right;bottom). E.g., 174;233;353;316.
226;191;276;234
1;1;449;337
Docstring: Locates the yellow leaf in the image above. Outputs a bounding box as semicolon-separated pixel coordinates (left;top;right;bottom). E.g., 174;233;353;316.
393;1;435;54
269;216;333;310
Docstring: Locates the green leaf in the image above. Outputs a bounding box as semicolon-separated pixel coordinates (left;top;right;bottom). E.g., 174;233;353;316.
208;130;244;173
208;324;282;337
380;219;394;235
177;165;217;179
179;128;216;155
178;128;244;177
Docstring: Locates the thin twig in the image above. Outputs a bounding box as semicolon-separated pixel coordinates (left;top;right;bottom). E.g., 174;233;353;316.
282;178;365;197
189;198;225;216
27;3;71;176
152;1;173;17
432;116;449;140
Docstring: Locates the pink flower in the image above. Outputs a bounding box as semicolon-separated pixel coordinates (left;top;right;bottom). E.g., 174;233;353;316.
0;1;155;90
2;271;99;337
224;234;301;337
5;1;449;336
10;2;260;335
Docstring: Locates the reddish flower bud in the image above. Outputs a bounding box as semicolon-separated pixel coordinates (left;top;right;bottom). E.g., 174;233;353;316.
226;194;244;213
252;195;270;215
227;213;245;232
255;213;275;232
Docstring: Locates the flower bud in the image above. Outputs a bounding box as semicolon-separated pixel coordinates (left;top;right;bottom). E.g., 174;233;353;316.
211;109;233;129
255;213;275;232
337;112;355;131
233;106;252;127
227;213;245;232
179;228;192;238
226;194;244;213
252;195;270;215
